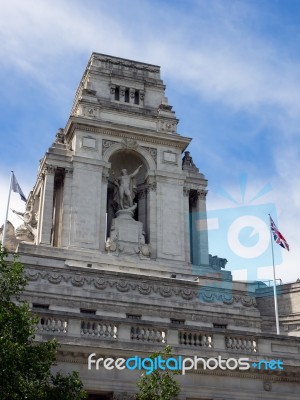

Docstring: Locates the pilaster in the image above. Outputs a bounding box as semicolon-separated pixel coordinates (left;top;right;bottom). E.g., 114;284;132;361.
39;165;55;245
60;168;73;247
146;176;157;258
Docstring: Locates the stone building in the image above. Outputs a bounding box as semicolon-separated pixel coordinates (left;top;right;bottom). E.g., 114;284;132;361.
6;53;300;399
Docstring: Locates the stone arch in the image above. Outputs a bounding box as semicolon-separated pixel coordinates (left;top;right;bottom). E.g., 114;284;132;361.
103;142;156;171
105;145;153;244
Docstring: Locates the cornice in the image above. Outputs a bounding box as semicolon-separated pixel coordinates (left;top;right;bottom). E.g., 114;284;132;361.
64;117;191;150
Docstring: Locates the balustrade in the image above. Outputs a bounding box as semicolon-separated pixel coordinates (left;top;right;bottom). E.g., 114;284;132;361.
80;320;118;339
225;335;257;353
36;316;68;334
179;330;213;348
130;326;167;343
35;314;264;356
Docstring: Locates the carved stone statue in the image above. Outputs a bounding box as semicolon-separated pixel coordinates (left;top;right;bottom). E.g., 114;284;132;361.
54;128;64;144
12;199;37;242
182;151;198;172
114;165;142;209
209;254;228;271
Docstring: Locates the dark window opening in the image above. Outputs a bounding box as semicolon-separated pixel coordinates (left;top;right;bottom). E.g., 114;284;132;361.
32;303;49;310
80;308;96;315
171;319;185;325
126;314;142;320
134;90;139;104
114;86;120;101
125;88;129;103
213;323;227;329
87;394;113;400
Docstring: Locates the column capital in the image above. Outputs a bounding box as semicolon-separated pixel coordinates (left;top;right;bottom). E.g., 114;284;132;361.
146;177;157;192
43;165;56;175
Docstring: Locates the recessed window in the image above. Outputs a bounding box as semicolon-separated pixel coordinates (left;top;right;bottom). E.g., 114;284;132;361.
171;319;185;325
134;90;139;105
126;314;141;320
114;86;120;101
125;88;129;103
80;308;96;315
32;303;49;310
213;323;227;329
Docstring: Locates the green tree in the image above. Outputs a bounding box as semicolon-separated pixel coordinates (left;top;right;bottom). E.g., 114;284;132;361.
136;345;180;400
0;245;87;400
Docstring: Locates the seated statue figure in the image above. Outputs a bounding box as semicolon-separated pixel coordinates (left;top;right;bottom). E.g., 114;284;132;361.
12;198;37;242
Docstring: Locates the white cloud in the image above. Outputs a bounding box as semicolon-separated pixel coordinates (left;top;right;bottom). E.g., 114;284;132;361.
1;0;300;126
0;0;299;283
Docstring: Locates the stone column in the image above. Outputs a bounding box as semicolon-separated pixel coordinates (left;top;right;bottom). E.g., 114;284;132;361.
138;188;147;242
189;188;209;266
183;187;191;263
197;189;209;265
60;168;73;247
99;167;109;251
147;177;157;258
39;165;55;245
129;88;135;104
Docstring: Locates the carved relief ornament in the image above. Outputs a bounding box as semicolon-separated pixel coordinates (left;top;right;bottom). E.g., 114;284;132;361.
25;269;258;308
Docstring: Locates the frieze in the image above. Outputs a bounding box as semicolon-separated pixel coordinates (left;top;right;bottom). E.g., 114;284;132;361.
25;269;257;308
159;286;173;298
48;272;62;284
71;124;189;149
94;278;108;289
138;282;151;295
116;280;130;292
71;275;85;287
199;288;257;308
121;138;138;150
181;288;195;300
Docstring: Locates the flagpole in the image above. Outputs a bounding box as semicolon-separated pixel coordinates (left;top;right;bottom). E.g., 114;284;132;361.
2;171;14;248
269;214;280;335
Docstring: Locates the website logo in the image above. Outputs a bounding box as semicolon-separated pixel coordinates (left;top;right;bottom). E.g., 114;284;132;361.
88;354;284;375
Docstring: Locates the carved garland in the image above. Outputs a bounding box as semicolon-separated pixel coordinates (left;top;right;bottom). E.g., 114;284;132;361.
25;269;257;307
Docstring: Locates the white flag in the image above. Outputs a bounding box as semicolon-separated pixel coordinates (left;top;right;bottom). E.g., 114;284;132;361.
11;173;26;202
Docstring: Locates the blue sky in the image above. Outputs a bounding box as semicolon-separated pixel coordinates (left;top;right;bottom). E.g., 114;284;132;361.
0;0;299;283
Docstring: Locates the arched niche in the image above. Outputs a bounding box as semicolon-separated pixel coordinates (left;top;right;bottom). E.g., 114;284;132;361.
106;149;149;243
103;142;156;171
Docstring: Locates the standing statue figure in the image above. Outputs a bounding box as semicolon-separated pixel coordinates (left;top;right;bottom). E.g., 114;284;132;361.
115;165;143;209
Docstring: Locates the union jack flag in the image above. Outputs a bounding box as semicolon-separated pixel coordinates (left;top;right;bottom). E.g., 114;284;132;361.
270;216;289;251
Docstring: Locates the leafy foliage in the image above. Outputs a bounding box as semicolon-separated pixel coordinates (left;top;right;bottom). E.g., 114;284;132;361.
0;245;87;400
136;345;180;400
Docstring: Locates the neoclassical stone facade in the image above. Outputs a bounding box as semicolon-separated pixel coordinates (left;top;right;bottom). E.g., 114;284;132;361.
6;53;300;399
